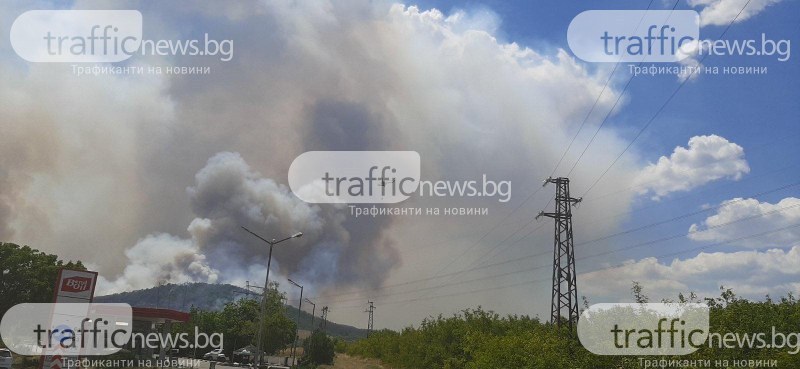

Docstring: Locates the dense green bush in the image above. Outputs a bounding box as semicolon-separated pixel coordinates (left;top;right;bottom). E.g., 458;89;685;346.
301;330;336;367
346;308;618;369
346;287;800;369
332;337;348;353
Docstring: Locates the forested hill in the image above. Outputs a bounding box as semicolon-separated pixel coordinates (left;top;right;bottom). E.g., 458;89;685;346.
95;282;368;340
95;282;249;311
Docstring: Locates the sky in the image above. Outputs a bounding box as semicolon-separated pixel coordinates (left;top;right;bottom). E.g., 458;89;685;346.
0;0;798;330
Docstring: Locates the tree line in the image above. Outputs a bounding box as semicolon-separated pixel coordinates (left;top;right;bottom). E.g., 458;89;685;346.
344;284;800;369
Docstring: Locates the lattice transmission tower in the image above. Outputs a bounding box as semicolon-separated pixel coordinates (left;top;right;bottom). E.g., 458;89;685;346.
537;177;581;330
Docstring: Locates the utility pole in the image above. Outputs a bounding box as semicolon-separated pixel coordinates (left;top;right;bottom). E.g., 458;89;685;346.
364;301;375;333
241;227;303;367
536;177;581;330
321;306;329;332
288;278;304;366
305;299;316;329
245;281;265;300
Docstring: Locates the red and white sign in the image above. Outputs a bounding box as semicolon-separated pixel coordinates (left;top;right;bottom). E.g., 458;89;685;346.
39;269;98;369
54;269;97;302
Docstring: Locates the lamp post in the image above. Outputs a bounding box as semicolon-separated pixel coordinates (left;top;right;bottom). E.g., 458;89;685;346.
304;299;316;329
287;278;303;366
242;227;302;367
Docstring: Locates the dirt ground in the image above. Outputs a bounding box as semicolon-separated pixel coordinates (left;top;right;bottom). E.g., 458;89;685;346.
319;354;390;369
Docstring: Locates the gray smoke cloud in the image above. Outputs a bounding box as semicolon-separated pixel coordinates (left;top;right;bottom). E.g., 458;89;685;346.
1;1;650;326
100;151;400;293
0;172;18;240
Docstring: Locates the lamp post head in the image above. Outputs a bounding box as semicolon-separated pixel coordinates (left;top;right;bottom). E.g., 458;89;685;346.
292;232;303;238
288;278;302;288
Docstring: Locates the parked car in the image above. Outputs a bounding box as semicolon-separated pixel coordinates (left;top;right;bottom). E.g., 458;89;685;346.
202;349;226;361
0;348;12;369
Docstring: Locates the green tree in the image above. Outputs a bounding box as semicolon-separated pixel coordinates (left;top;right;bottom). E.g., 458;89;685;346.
301;330;335;367
173;282;295;358
258;282;296;355
0;242;86;318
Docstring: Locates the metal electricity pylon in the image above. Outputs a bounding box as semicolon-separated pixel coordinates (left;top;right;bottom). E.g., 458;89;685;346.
364;301;375;332
321;306;329;332
536;177;581;330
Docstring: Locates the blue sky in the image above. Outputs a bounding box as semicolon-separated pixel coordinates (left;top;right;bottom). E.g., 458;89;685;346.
422;2;798;225
404;0;800;307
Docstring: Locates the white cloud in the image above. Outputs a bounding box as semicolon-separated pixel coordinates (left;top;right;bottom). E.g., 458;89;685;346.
689;197;800;248
633;135;750;199
688;0;782;27
581;245;800;302
676;40;703;82
583;195;800;302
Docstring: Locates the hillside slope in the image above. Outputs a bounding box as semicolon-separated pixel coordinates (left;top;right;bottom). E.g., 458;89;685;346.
95;282;367;340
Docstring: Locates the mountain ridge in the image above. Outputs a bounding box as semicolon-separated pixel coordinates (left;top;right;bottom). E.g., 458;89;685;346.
94;282;368;340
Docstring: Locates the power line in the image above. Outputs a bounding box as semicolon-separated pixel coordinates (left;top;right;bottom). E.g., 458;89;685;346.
327;222;800;310
302;179;800;305
584;163;800;233
328;0;767;320
302;1;763;314
549;0;658;177
578;223;800;278
479;163;797;267
314;202;800;306
413;87;777;312
428;186;546;277
581;133;800;204
575;180;800;247
564;0;682;178
422;0;664;279
580;0;754;197
408;0;756;311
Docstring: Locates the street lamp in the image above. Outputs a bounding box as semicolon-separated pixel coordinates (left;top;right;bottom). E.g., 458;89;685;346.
287;278;303;366
242;227;303;367
304;298;316;329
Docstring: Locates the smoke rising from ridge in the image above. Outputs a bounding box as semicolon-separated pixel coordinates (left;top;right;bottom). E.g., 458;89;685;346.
99;152;400;293
1;1;653;325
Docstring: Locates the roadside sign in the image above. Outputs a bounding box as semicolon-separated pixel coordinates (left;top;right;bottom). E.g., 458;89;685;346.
39;269;98;369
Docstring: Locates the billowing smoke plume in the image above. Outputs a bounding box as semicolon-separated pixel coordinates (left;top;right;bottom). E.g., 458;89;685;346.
1;1;652;325
98;233;220;292
99;152;399;293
